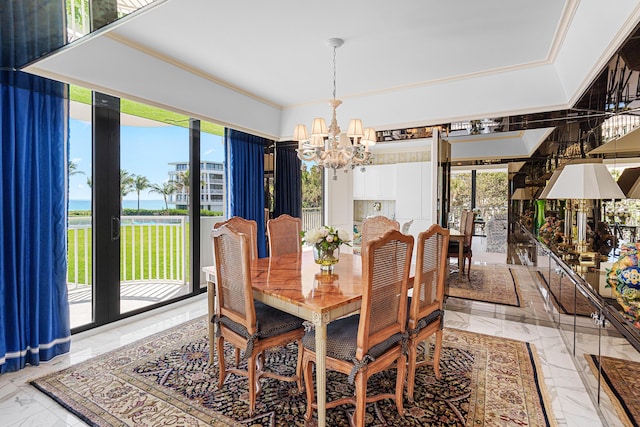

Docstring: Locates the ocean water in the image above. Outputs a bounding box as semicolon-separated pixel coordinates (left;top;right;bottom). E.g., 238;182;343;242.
69;199;167;211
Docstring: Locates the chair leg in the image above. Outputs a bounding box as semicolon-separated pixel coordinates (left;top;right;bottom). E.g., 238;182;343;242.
433;329;443;379
295;339;303;392
406;337;417;401
234;348;240;367
216;336;226;388
302;355;315;422
354;372;367;427
395;354;406;417
248;354;257;416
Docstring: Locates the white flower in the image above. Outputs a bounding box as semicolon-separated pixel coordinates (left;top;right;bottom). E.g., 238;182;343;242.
319;227;329;237
326;235;334;243
337;228;349;242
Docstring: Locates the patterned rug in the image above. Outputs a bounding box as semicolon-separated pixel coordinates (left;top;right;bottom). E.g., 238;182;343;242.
31;316;556;427
447;265;522;307
585;354;640;427
536;271;593;316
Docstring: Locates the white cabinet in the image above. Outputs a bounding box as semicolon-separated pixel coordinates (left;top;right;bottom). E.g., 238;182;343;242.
352;164;396;200
395;161;432;222
377;164;396;199
353;169;366;199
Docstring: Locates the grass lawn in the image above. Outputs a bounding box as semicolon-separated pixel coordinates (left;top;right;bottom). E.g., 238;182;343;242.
67;222;191;285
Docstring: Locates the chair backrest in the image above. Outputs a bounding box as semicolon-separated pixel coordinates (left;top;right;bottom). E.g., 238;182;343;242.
361;216;400;257
464;211;476;246
267;214;302;257
214;216;258;260
357;229;413;359
459;209;469;235
409;224;449;330
212;224;257;335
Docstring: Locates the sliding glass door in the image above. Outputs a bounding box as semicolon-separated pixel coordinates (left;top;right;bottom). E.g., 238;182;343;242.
119;109;190;314
67;89;210;332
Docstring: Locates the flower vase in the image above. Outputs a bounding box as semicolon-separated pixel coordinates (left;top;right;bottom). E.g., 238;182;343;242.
535;199;546;236
313;245;340;272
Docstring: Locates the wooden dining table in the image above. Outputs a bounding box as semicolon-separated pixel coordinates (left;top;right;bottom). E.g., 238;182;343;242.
249;250;365;427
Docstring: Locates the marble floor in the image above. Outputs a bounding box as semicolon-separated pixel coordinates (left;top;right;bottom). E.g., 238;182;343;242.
1;246;637;426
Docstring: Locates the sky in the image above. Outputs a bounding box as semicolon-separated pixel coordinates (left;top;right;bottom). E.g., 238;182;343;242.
68;118;225;200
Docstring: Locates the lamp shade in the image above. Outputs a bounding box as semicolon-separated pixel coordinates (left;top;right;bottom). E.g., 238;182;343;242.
627;175;640;199
545;159;626;200
538;165;564;199
362;128;377;146
311;118;328;136
617;166;640;196
347;119;364;138
293;124;308;142
512;187;533;200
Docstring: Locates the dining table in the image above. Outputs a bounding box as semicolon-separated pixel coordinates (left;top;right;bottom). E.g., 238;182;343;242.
249;250;365;427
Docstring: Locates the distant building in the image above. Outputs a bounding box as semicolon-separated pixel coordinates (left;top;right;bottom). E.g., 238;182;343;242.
167;161;225;212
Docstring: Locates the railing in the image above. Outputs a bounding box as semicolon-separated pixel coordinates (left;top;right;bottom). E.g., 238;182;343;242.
302;207;323;232
67;215;188;288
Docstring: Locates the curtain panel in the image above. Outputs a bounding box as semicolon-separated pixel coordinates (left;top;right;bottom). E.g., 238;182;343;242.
0;71;70;373
226;129;267;257
274;143;302;219
1;0;70;373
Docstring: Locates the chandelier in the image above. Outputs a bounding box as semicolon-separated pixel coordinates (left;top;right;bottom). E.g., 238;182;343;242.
294;38;376;180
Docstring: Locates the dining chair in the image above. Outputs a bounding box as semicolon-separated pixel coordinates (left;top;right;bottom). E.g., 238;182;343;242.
406;224;449;401
301;229;414;426
267;214;302;257
448;210;475;275
208;216;259;363
211;224;305;416
360;215;400;258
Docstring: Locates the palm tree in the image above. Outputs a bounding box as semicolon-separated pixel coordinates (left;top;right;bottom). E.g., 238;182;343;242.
149;181;177;212
132;175;150;212
120;169;135;211
69;160;85;176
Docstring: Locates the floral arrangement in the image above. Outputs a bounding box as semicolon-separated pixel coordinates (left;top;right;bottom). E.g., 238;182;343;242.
301;225;351;251
607;242;640;326
302;226;351;269
538;216;564;246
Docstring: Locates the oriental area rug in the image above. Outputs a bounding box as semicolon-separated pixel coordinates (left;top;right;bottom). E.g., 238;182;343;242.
31;316;556;427
536;271;593;316
585;354;640;427
447;265;523;307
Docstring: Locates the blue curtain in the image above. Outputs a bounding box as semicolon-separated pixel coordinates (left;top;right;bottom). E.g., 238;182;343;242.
1;0;69;373
0;71;70;373
226;129;267;257
274;143;302;218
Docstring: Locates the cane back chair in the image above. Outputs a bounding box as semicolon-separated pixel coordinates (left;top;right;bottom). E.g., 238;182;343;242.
209;217;259;363
406;224;449;400
267;214;302;257
360;215;400;258
301;229;414;426
211;224;305;416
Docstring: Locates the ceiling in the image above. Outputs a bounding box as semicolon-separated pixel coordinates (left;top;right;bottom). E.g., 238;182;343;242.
24;0;640;142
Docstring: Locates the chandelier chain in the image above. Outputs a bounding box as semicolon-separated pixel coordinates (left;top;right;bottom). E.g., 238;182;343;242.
332;46;337;101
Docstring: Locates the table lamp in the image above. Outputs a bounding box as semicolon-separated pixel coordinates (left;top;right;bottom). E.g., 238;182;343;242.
545;159;625;253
